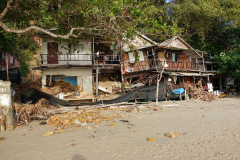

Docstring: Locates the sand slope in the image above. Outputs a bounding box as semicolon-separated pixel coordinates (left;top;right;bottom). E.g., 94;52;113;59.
1;97;240;160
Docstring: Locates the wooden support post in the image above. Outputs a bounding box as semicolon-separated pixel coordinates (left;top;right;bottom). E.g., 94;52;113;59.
152;47;157;69
96;67;99;101
92;37;95;65
149;75;151;86
38;37;41;67
156;49;166;105
120;42;124;95
32;70;34;82
6;56;9;81
49;75;52;87
219;75;222;92
193;76;196;87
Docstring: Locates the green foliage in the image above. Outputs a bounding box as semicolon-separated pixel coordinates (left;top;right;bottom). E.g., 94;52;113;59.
136;0;182;40
169;0;240;48
19;61;30;77
214;23;240;78
0;29;36;77
215;46;240;78
0;31;20;54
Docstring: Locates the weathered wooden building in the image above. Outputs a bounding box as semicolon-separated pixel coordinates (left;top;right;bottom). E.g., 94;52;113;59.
122;36;213;90
36;34;216;99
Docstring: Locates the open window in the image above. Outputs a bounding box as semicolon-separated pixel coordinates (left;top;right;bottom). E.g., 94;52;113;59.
68;44;83;54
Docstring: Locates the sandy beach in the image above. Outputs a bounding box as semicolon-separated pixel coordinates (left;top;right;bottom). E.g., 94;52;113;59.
1;96;240;160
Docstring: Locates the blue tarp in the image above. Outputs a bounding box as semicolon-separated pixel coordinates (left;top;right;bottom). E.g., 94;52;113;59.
54;77;77;86
172;88;185;94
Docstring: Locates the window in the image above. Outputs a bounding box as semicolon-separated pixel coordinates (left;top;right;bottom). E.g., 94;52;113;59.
128;52;135;63
2;53;5;60
69;44;83;54
207;64;212;71
10;56;14;65
139;51;144;61
172;53;177;62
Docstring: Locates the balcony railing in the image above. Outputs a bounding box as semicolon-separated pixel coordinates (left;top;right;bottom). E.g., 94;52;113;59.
95;55;120;65
40;54;121;66
40;54;93;66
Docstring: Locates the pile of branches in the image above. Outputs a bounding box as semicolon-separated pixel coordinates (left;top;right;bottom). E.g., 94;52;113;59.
184;81;215;102
13;99;55;125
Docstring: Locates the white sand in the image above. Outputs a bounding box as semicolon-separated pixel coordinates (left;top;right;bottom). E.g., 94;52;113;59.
1;96;240;160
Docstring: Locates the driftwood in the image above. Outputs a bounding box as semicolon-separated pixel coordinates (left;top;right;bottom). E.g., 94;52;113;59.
54;102;137;114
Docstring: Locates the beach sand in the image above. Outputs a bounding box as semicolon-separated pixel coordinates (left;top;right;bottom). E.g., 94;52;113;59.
1;96;240;160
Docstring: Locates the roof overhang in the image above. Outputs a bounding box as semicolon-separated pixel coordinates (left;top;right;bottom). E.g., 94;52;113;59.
164;71;204;77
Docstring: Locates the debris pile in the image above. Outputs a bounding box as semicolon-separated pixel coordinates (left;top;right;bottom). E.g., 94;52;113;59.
42;81;78;97
47;108;121;130
93;81;121;100
184;82;215;102
13;99;55;125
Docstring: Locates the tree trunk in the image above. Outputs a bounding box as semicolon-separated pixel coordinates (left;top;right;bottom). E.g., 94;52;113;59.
0;80;16;132
155;67;165;105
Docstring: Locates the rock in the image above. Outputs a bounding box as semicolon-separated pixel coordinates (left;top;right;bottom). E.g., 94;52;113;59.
84;126;93;130
57;130;66;134
165;132;182;138
74;120;81;125
0;137;5;141
136;105;147;111
147;137;155;141
109;123;115;127
39;121;47;125
42;131;55;136
80;122;87;127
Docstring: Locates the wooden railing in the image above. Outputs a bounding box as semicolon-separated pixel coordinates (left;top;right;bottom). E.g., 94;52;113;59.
165;60;199;71
123;58;200;73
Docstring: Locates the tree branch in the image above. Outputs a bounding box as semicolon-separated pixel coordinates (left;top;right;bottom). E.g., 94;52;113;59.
0;0;19;20
0;21;86;39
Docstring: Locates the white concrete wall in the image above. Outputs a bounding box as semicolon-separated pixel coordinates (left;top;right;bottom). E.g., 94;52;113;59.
42;38;92;65
0;81;11;109
0;80;15;131
42;68;93;94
